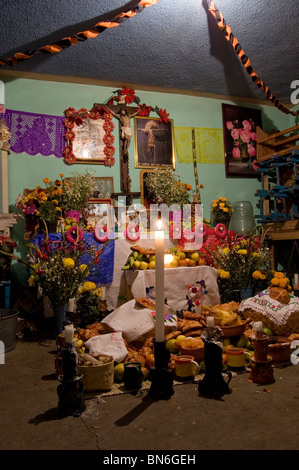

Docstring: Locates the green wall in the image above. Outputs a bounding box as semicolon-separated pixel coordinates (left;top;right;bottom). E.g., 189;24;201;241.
1;75;296;285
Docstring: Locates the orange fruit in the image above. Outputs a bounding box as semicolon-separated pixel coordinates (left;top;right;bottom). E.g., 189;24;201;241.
145;353;155;368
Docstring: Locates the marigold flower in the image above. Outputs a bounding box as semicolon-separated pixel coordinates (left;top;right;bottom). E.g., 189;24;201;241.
43;178;50;184
271;277;280;286
81;281;96;292
217;269;230;279
79;264;88;273
28;275;36;287
237;249;247;255
274;271;285;279
63;258;75;269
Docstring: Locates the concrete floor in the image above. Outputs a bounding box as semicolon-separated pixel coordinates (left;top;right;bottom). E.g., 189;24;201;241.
0;337;299;452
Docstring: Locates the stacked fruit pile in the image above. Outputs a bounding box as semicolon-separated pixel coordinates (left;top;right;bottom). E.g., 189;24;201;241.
121;245;206;271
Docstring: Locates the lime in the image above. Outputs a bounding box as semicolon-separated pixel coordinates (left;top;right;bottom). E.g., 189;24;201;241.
166;339;180;353
114;363;125;381
236;334;247;348
175;335;186;343
262;327;273;336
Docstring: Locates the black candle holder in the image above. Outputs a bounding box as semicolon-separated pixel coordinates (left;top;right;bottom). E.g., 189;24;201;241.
198;340;232;398
148;340;174;400
57;343;85;417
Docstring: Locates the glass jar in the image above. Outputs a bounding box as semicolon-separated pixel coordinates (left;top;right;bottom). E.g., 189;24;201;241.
229;201;255;235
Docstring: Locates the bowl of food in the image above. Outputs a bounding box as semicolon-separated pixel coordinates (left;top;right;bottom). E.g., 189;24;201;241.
267;337;291;363
220;322;248;338
177;337;204;361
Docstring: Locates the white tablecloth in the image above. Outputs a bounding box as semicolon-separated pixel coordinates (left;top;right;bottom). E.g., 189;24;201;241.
105;237;175;310
125;265;220;312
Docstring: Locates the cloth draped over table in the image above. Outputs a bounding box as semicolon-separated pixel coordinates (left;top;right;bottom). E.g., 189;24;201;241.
208;0;298;117
174;127;224;164
0;109;65;158
125;265;220;312
33;233;115;285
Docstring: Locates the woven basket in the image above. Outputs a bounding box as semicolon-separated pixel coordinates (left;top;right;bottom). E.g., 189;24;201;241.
239;308;299;337
78;354;114;392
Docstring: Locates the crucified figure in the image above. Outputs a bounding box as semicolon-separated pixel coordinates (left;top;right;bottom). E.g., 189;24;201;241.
105;106;140;156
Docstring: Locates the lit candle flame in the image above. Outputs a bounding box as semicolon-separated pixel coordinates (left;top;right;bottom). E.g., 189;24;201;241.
157;219;162;231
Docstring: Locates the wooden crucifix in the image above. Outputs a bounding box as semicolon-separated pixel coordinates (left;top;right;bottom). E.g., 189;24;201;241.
97;100;141;203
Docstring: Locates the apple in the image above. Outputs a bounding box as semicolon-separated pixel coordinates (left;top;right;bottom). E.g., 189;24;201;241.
178;251;186;260
191;252;200;261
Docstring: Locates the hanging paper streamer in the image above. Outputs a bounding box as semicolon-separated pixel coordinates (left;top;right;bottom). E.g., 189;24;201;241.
0;1;159;67
208;1;298;117
0;109;65;157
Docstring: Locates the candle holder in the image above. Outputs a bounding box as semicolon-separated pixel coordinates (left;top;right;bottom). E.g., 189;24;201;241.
198;340;232;398
148;340;174;400
57;342;85;417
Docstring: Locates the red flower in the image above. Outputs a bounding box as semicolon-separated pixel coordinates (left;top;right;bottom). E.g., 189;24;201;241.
65;129;75;141
63;145;76;164
104;155;115;167
159;108;169;123
103;133;115;145
65;107;76;118
120;86;136;104
138;104;152;117
64;118;75;129
103;121;115;132
74;115;84;126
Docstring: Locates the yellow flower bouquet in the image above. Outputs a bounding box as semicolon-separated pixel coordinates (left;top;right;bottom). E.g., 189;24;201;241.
211;197;234;224
201;227;272;302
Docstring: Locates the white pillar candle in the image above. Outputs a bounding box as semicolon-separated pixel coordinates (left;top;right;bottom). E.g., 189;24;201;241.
64;324;74;344
155;220;165;342
68;298;75;313
206;316;214;327
101;286;106;300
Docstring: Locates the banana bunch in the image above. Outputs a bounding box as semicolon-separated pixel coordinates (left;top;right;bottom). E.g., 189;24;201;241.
73;336;86;354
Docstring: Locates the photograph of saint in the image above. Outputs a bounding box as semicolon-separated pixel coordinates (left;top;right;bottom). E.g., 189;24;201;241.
134;116;175;168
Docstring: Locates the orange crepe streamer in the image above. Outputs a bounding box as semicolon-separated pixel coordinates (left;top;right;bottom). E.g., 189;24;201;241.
208;0;297;116
0;1;160;67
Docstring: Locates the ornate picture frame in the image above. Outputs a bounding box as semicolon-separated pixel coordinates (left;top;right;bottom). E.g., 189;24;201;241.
222;103;262;177
63;105;115;166
134;116;175;169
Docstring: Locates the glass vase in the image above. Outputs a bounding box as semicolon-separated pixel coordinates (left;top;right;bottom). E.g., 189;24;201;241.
229;201;255;236
53;304;67;335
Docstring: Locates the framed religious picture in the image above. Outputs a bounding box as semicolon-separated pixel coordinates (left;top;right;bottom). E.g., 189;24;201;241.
86;198;116;228
222;103;262;177
90;177;114;200
134;116;175;169
63;105;115;165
